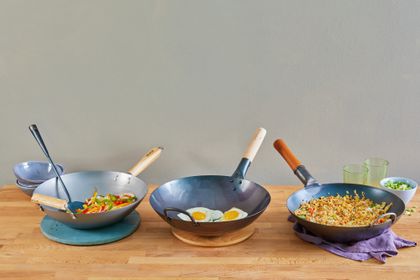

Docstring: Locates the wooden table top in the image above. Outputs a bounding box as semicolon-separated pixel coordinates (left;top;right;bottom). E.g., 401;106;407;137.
0;184;419;280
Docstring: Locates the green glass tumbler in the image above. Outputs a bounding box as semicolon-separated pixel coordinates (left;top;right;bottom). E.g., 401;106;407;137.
343;164;368;184
363;158;389;187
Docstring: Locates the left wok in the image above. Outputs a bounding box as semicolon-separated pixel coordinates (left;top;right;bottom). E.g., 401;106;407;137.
32;147;162;229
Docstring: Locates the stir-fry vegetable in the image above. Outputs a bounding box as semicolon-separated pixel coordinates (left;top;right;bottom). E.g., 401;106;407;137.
294;191;392;227
76;191;137;214
384;181;413;191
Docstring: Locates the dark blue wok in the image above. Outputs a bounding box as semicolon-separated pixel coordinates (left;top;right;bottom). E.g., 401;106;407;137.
150;128;270;236
274;139;405;243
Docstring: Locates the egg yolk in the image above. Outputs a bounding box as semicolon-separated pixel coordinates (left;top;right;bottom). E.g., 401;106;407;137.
192;211;207;221
224;210;239;221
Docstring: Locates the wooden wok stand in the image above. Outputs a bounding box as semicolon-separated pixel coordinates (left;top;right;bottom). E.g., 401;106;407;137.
171;224;256;247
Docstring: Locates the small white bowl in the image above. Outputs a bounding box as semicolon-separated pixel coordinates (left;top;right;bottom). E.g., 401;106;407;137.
379;177;417;205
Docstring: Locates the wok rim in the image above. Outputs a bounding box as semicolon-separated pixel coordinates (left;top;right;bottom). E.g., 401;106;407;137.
287;182;405;230
150;174;271;224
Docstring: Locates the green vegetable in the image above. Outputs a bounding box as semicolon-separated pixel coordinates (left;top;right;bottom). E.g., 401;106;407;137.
384;181;413;190
404;207;416;216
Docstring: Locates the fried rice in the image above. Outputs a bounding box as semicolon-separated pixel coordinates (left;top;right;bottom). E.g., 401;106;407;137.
294;191;392;227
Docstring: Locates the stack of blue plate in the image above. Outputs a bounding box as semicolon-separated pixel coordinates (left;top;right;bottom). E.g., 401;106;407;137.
13;161;64;196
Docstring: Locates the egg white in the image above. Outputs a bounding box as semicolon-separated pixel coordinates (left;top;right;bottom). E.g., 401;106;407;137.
210;210;223;222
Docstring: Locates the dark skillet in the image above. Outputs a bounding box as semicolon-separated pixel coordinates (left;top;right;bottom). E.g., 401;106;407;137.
273;139;405;243
150;128;271;236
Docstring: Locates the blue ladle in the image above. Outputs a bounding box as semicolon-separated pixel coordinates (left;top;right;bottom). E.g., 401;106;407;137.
29;124;84;213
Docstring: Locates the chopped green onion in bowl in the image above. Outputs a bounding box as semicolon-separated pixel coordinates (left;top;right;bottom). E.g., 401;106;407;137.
384;181;413;191
380;177;417;205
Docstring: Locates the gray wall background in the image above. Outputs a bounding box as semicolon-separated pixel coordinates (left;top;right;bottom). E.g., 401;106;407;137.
1;1;419;186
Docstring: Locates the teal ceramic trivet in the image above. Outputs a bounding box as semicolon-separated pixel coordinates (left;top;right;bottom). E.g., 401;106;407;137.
40;211;140;245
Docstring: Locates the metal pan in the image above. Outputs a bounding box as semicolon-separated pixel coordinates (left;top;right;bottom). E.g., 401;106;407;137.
273;139;405;243
150;128;270;236
32;147;163;229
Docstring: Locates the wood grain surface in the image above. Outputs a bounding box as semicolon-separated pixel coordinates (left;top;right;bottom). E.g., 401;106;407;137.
0;184;419;280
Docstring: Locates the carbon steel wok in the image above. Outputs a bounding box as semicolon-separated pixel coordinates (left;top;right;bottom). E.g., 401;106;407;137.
32;147;162;229
273;139;405;243
150;128;270;236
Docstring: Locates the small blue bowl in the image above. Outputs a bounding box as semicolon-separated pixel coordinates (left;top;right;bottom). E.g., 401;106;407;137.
16;180;38;197
13;161;64;185
16;179;39;188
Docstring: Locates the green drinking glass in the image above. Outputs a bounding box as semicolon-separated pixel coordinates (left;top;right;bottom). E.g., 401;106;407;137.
363;158;389;187
343;164;368;184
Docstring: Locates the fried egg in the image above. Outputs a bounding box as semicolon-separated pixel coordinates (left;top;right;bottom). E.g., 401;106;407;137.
177;207;212;222
221;207;248;221
177;207;247;222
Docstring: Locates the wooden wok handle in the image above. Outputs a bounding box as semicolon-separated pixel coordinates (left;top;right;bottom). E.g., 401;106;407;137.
273;139;302;171
31;193;68;211
128;147;163;177
242;127;267;162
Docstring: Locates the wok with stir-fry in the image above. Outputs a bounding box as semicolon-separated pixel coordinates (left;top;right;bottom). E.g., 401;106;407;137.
32;147;163;229
273;139;405;242
76;192;137;214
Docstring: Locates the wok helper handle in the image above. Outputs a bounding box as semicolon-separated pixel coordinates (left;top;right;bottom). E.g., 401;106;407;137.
243;127;267;162
31;193;68;211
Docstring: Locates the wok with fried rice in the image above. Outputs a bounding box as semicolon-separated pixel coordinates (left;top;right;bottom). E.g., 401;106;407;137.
274;139;405;243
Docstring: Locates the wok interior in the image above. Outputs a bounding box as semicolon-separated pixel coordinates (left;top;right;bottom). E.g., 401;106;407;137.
288;183;405;218
150;175;271;220
35;171;148;205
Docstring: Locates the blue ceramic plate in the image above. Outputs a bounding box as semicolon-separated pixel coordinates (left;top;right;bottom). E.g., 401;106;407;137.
40;211;141;245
